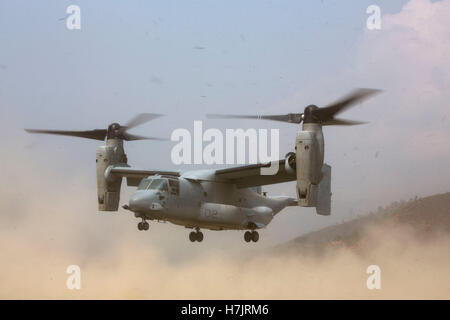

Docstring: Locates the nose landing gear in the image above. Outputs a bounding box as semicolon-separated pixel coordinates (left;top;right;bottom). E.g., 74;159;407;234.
244;230;259;243
137;220;149;231
189;228;204;242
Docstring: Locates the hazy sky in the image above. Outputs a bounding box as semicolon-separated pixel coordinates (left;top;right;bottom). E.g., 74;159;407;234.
1;0;449;248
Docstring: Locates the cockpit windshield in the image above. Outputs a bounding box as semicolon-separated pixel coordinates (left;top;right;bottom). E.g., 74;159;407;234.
137;179;151;190
148;179;168;192
137;178;169;192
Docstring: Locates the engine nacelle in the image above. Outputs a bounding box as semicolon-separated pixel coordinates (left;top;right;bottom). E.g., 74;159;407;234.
96;139;127;211
295;128;323;207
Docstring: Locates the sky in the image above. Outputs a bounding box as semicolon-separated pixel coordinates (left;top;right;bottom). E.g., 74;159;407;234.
0;0;449;255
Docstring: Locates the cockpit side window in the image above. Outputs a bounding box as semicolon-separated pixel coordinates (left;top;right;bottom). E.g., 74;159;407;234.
137;179;152;190
168;179;180;195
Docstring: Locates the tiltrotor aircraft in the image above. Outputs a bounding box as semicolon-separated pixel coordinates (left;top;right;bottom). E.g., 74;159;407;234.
26;89;379;243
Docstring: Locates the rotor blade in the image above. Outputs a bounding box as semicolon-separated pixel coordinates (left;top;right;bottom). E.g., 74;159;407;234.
322;118;368;126
122;133;168;141
314;88;381;121
207;113;302;124
25;129;107;141
124;113;164;130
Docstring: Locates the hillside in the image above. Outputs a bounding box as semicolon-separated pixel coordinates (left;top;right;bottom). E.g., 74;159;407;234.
279;192;450;254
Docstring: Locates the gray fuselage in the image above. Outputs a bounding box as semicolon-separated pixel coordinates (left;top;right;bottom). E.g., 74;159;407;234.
128;174;295;231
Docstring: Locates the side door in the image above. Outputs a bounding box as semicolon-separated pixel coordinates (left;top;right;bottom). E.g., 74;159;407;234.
167;178;181;210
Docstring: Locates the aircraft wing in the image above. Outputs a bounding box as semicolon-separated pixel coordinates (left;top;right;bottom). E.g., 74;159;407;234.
214;159;296;188
107;166;181;186
106;160;296;188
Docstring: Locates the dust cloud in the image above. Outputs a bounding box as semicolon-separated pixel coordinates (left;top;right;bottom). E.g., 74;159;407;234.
1;220;450;299
1;147;449;300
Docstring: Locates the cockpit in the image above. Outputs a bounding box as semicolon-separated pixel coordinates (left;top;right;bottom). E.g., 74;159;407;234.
137;178;168;191
137;176;179;195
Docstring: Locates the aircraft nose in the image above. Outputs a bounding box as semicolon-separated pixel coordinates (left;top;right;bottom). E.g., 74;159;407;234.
129;192;151;212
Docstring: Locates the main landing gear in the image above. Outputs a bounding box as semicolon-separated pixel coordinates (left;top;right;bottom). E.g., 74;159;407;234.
137;220;149;231
189;228;204;242
244;230;259;243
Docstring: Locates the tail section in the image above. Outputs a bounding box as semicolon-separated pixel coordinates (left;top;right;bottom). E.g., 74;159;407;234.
316;163;331;216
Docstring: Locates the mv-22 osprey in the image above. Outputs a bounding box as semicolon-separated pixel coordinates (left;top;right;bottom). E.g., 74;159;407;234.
26;89;379;243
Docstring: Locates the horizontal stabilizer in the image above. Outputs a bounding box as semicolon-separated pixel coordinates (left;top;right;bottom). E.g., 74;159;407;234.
316;164;332;216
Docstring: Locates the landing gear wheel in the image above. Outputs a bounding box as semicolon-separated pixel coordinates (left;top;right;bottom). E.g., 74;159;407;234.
189;231;204;242
244;231;252;242
251;231;259;242
138;221;149;231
